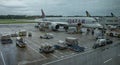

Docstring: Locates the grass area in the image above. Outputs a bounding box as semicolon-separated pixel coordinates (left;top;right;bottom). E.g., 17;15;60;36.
0;19;37;24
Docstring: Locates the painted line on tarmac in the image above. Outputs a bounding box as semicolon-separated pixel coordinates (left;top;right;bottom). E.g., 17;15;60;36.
55;50;64;55
42;50;93;65
18;58;47;65
26;38;60;59
46;42;64;55
50;53;59;59
25;38;41;48
27;38;58;58
27;45;47;59
43;41;76;59
44;41;67;58
60;53;75;58
104;58;112;63
0;51;6;65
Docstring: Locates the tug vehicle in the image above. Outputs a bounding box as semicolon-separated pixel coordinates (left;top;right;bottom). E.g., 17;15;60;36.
39;44;54;53
16;37;26;48
40;33;54;39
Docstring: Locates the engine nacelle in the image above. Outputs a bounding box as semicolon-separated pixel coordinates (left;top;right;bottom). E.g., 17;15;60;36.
49;23;60;31
49;23;69;31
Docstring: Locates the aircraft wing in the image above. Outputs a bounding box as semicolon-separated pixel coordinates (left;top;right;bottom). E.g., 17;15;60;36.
82;23;103;28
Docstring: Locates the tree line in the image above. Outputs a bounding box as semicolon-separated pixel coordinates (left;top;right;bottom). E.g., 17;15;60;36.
0;15;63;19
0;15;115;19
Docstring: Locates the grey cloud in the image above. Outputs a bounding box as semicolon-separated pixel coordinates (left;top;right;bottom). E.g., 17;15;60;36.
0;0;120;16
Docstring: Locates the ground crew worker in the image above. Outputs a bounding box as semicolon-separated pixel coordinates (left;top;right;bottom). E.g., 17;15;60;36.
64;25;69;32
87;28;90;35
28;32;32;37
91;28;95;35
76;23;82;33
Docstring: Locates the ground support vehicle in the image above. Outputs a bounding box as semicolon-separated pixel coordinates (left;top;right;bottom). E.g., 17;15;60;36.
40;33;53;39
92;38;113;49
65;37;85;52
19;30;27;37
54;40;68;50
1;35;12;44
106;29;120;38
68;45;85;52
39;44;54;53
16;37;26;48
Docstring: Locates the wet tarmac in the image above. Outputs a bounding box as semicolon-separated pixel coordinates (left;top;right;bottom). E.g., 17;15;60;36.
0;23;120;65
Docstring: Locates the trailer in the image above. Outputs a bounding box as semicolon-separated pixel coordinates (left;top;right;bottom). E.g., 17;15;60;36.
0;35;12;44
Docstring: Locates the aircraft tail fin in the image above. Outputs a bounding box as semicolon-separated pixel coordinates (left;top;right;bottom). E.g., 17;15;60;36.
111;12;115;17
41;9;45;18
86;11;91;17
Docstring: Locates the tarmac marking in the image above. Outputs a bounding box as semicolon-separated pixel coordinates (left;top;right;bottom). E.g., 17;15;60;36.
104;58;112;63
0;51;6;65
18;58;47;65
45;40;69;55
59;53;76;58
25;38;41;48
26;38;58;59
27;45;47;59
42;50;93;65
55;50;64;55
50;54;59;59
26;38;62;59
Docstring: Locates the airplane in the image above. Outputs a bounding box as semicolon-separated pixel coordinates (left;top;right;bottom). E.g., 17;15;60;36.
35;9;103;31
97;12;120;27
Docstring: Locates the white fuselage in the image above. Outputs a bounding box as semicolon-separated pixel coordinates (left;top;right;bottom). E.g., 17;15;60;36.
35;17;103;30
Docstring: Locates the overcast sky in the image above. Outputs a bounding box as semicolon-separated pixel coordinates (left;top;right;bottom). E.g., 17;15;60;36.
0;0;120;16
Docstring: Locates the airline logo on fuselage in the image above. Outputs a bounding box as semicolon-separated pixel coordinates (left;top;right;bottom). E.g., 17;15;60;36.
67;19;85;24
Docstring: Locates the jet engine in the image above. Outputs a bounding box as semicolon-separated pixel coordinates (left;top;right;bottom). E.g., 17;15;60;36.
49;23;59;31
49;23;68;31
